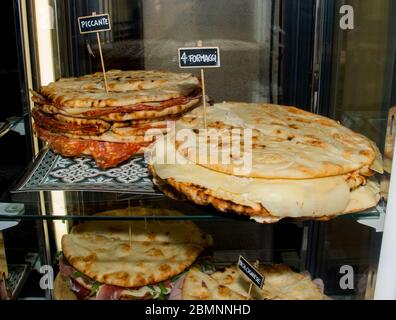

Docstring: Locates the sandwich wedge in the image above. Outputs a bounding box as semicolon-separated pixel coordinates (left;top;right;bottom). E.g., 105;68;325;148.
56;208;212;300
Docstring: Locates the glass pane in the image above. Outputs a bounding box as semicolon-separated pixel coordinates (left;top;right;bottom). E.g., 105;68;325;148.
313;0;395;300
329;0;396;148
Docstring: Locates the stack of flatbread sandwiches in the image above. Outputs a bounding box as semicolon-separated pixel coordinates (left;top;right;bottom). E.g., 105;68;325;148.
55;208;212;300
32;70;201;169
177;264;329;300
149;102;383;223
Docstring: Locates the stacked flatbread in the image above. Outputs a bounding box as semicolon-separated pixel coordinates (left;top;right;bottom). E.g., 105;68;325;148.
32;70;201;169
149;102;383;223
181;264;328;300
56;208;212;300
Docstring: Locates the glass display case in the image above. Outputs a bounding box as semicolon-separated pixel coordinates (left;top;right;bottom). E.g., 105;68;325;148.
1;0;395;300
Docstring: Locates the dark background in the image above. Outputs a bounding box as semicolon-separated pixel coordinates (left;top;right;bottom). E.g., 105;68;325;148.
0;1;30;197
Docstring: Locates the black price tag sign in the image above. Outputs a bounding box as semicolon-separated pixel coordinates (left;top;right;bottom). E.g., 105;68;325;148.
178;47;220;68
78;14;111;34
238;256;264;289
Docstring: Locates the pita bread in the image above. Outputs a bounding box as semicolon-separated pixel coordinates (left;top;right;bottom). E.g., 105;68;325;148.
148;135;380;222
150;163;380;222
62;208;212;288
53;113;110;128
39;70;200;108
210;265;328;300
34;98;200;121
99;99;199;121
33;108;173;140
61;130;157;144
62;234;203;288
181;267;247;300
111;118;171;129
174;103;382;179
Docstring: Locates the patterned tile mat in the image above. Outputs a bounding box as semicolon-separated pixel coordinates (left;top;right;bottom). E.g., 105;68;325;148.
12;148;163;195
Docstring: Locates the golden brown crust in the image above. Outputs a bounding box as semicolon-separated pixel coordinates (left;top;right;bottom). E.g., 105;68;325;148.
174;103;382;179
62;234;203;288
210;265;329;300
61;209;212;288
182;267;247;300
100;99;200;121
149;163;280;222
34;98;200;121
39;70;200;108
149;163;376;223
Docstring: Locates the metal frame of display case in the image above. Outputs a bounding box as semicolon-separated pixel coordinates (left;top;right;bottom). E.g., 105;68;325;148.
375;147;396;299
310;0;396;299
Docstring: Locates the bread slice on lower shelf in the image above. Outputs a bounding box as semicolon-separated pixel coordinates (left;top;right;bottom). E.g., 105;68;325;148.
182;264;329;300
182;267;247;300
54;273;77;301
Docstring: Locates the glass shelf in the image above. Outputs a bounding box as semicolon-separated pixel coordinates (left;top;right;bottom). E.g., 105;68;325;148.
0;188;385;222
1;147;385;224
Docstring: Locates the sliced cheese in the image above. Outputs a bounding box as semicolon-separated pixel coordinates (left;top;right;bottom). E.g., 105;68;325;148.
151;140;379;218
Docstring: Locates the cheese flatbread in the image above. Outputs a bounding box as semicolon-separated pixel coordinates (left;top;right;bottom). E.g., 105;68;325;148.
182;267;247;300
148;135;380;222
62;208;212;288
174;103;383;179
211;265;328;300
39;70;200;108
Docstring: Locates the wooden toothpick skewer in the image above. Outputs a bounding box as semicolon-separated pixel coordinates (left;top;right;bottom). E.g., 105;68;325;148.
92;12;109;93
128;201;132;247
197;40;207;129
129;223;132;247
247;283;253;298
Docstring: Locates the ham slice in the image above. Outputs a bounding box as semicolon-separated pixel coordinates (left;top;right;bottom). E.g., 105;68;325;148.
69;279;92;300
59;257;77;278
95;285;125;300
32;109;110;136
168;275;186;300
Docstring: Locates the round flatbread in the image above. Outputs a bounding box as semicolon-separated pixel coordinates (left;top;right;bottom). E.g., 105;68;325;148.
150;162;380;223
62;208;212;288
210;265;328;300
39;70;200;108
174;103;382;179
62;235;203;288
148;135;380;222
181;267;247;300
100;99;199;121
34;98;200;121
